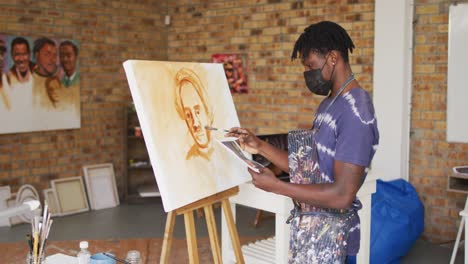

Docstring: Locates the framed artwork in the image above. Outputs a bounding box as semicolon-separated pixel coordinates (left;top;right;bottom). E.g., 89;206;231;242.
82;163;119;210
0;34;81;134
211;54;248;94
123;60;251;212
43;188;60;216
51;176;89;216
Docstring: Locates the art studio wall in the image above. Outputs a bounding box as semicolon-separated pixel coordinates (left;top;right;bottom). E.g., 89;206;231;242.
0;0;467;244
165;0;468;244
0;1;168;194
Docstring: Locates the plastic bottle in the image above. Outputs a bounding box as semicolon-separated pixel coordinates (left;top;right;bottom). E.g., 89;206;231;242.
77;241;91;264
125;250;142;264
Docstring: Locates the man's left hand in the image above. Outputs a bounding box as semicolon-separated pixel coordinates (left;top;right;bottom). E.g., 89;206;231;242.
248;167;281;193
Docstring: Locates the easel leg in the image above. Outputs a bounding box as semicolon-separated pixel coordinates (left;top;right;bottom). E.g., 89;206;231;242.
159;187;241;263
222;199;245;264
160;211;175;264
184;211;200;264
204;205;222;264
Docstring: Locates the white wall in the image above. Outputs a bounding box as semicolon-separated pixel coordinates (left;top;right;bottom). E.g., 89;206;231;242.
372;0;414;181
447;4;468;143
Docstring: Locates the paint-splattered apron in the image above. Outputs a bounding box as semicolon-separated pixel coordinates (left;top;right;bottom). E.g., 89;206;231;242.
286;75;356;264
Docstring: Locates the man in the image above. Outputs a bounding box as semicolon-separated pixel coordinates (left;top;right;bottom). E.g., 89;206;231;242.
227;21;379;263
59;40;80;88
1;37;38;127
8;37;35;86
3;37;37;116
33;37;58;78
57;40;80;114
32;37;59;109
0;39;10;111
174;67;214;161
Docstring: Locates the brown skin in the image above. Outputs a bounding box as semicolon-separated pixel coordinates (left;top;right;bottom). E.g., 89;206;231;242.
226;50;365;210
35;43;57;77
59;44;77;77
35;43;60;103
12;43;31;76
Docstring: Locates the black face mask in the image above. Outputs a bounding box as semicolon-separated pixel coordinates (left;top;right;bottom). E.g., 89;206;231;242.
303;59;335;96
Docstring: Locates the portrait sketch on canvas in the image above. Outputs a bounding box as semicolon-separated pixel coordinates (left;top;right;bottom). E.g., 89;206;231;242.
123;60;251;212
174;68;215;161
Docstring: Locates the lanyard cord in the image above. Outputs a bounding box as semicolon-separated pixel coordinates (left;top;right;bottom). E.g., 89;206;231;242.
314;73;355;132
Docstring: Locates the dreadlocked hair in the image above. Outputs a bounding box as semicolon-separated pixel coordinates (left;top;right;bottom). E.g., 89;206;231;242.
291;21;355;63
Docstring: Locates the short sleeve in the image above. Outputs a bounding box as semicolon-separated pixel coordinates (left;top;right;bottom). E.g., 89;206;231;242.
334;91;378;167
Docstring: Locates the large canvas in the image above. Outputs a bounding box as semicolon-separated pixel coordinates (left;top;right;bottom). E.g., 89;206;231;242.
0;35;80;134
123;60;251;212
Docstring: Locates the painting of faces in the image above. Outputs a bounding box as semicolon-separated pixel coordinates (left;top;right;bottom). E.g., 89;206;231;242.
211;53;248;94
123;60;251;212
0;35;80;134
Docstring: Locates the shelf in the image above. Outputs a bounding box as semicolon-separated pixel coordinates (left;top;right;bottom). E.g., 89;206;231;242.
127;135;144;140
447;175;468;194
128;165;152;170
124;104;160;202
138;185;161;197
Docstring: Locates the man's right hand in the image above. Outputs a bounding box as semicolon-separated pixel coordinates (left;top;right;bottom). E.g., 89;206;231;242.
225;127;263;155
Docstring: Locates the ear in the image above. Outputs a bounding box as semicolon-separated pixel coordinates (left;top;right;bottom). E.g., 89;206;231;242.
329;50;340;65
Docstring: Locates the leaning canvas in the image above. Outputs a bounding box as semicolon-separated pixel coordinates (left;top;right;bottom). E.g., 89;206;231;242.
123;60;251;212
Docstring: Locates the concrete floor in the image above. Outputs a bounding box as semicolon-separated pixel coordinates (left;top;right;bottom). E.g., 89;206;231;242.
0;202;275;242
402;239;463;264
0;201;464;263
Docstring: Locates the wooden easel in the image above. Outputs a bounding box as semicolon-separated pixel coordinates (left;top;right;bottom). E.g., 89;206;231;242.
160;186;244;264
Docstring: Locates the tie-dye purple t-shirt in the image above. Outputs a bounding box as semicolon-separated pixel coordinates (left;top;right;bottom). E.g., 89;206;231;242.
312;87;379;255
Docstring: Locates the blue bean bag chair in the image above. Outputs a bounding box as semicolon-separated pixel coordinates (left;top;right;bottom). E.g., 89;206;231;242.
369;179;424;264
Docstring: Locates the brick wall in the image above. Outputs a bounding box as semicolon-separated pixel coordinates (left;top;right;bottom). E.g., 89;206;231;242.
1;0;466;243
167;0;375;135
411;0;468;242
167;0;468;243
0;1;168;199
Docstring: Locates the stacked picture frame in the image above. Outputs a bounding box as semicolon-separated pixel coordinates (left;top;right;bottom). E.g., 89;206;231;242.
43;163;119;217
50;176;89;216
82;163;119;210
1;163;119;222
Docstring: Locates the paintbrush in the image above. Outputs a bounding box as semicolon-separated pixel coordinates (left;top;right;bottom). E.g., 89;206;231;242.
204;126;249;135
103;252;131;264
26;234;33;253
